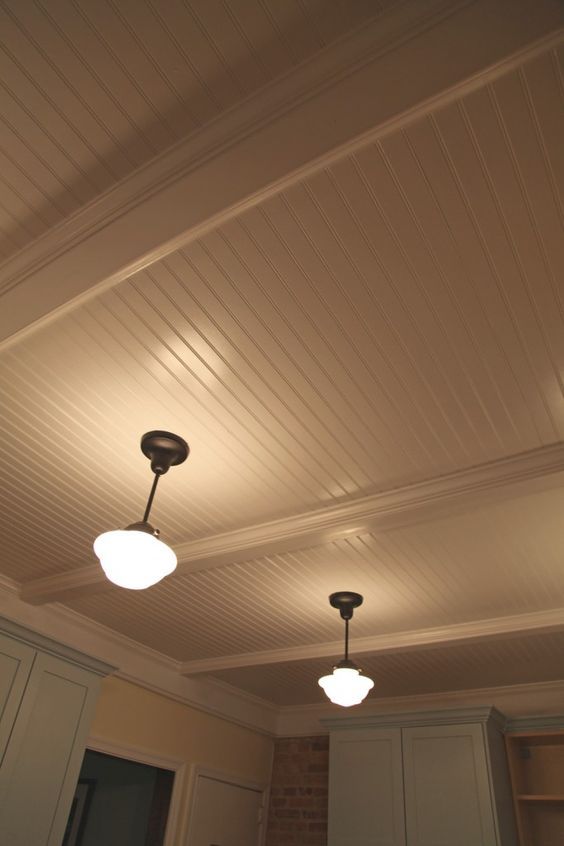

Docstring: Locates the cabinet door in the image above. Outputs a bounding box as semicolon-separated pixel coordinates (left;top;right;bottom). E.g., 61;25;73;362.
0;632;35;764
402;723;498;846
0;651;102;846
328;728;406;846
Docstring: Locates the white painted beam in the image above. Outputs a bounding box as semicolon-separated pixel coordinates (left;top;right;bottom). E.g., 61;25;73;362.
180;607;564;675
19;442;564;604
1;0;561;348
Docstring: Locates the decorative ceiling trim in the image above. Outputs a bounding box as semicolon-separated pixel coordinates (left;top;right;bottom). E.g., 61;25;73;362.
319;705;505;730
180;607;564;675
20;441;564;604
0;575;276;735
1;0;561;348
0;614;115;677
2;574;563;736
274;679;564;736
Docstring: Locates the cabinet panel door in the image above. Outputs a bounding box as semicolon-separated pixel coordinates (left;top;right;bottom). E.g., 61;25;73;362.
402;723;498;846
0;651;102;846
329;728;406;846
0;632;35;764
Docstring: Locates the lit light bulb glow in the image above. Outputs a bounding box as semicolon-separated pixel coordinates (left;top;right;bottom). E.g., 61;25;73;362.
318;666;374;707
94;529;177;590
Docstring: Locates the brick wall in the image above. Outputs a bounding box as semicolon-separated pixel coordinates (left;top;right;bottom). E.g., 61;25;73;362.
265;735;329;846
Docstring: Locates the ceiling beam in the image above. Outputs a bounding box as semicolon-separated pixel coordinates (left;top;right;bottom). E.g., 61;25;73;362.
1;0;561;349
19;442;564;605
180;607;564;675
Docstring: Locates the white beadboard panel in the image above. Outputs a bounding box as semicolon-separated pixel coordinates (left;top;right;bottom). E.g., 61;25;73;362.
0;0;398;260
1;21;564;711
60;487;564;661
4;40;564;587
207;630;564;706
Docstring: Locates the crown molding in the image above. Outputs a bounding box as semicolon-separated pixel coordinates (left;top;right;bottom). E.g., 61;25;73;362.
0;575;276;735
20;441;564;604
1;0;561;349
320;705;506;731
505;714;564;733
275;679;564;737
0;614;115;677
2;574;563;738
179;606;564;675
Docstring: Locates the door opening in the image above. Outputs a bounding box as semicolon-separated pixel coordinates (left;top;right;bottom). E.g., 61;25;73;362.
63;749;174;846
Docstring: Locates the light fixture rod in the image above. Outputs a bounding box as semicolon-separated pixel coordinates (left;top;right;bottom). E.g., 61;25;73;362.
142;472;161;524
319;591;374;706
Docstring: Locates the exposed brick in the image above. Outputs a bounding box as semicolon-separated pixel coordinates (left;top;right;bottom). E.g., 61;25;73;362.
265;735;328;846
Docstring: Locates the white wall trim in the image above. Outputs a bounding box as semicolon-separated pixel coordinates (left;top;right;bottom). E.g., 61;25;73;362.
1;0;561;348
85;736;187;846
179;607;564;674
274;679;564;736
21;442;564;604
320;705;506;730
0;575;277;735
2;575;563;738
0;613;115;676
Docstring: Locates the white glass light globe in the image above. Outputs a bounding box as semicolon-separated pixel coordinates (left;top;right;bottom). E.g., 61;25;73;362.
318;666;374;707
94;529;177;589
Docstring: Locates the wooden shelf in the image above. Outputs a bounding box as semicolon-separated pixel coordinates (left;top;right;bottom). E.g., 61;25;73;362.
506;730;564;846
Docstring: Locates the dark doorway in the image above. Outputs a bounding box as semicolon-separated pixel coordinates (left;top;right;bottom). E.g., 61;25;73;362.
63;749;174;846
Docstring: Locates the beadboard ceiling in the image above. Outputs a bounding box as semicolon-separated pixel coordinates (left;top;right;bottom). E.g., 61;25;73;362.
0;0;398;261
1;0;564;712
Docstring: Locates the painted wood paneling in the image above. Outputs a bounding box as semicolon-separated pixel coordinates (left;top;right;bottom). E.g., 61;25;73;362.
0;1;563;711
328;728;405;846
0;0;400;260
0;633;35;763
0;651;103;846
402;723;498;845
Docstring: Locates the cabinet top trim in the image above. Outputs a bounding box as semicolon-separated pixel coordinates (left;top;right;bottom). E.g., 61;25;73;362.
321;705;506;731
0;615;116;676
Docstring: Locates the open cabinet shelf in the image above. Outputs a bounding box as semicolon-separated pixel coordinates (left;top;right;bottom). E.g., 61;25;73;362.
506;731;564;846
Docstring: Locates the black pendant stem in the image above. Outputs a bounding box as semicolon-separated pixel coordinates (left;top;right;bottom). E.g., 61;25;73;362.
142;472;161;523
329;592;363;667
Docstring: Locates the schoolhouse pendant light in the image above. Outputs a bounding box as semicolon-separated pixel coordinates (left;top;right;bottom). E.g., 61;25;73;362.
94;431;189;590
318;592;374;707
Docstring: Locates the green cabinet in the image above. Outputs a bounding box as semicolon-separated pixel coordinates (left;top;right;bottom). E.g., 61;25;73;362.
0;634;35;763
0;620;114;846
325;707;517;846
329;728;405;846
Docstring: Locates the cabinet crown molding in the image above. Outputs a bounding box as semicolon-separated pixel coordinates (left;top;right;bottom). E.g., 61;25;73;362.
321;705;507;731
0;615;116;676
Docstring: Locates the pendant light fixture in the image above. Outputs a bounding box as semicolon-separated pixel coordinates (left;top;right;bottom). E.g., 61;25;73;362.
94;431;189;590
318;592;374;707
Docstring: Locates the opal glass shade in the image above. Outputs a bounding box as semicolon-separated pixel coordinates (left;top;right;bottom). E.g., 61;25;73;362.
318;665;374;707
94;529;177;589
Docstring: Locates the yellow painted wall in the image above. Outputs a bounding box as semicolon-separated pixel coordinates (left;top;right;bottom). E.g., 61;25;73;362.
89;676;274;842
